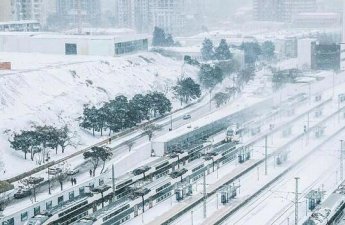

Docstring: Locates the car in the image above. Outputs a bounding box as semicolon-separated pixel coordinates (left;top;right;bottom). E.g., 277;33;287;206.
27;177;44;185
183;114;191;120
66;168;79;176
48;167;62;175
14;187;31;199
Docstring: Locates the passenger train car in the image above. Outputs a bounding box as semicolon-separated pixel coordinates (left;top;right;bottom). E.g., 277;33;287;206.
303;184;345;225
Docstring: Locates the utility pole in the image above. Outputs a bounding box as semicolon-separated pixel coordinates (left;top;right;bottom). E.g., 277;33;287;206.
203;171;207;219
265;136;268;175
112;164;116;200
341;140;344;182
170;114;173;131
191;210;194;225
295;177;300;225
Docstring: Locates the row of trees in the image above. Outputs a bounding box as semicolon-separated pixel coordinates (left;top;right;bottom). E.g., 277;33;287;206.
201;38;233;61
9;126;71;161
80;92;172;136
212;66;256;108
201;38;275;64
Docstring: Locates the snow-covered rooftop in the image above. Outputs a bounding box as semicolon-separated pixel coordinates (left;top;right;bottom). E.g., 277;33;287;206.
0;32;149;43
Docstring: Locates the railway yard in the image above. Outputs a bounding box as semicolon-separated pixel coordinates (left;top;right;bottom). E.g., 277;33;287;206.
1;78;345;225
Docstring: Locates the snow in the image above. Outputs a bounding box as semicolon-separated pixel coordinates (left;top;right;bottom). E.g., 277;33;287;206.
0;51;199;179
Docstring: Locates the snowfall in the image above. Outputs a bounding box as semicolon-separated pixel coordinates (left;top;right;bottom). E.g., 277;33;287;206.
0;51;199;179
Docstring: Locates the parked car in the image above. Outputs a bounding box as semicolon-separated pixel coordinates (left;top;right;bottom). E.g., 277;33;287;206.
27;177;44;185
67;168;79;176
183;114;191;120
14;187;31;199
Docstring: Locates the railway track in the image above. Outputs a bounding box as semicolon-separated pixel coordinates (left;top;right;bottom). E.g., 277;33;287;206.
207;118;345;225
149;101;343;225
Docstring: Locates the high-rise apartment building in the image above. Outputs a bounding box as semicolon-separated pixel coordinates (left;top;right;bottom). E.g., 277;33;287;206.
0;0;12;22
56;0;101;27
115;0;150;33
116;0;189;34
253;0;317;22
11;0;47;24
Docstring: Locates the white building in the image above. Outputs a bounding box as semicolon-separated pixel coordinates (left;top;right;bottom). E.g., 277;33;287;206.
115;0;151;33
0;0;12;22
253;0;317;22
0;20;40;32
115;0;207;35
11;0;45;25
297;38;315;70
292;12;341;28
0;32;149;57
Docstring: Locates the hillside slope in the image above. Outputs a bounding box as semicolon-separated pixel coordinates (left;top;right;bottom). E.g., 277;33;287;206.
0;52;198;178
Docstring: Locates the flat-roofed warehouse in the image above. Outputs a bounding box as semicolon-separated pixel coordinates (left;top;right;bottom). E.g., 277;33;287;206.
0;32;149;56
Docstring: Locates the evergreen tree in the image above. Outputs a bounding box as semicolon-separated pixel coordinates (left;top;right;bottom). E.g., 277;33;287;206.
128;94;150;124
105;96;130;134
213;92;229;107
214;39;232;60
198;64;224;90
80;105;98;136
152;27;166;46
261;41;275;60
173;77;201;105
201;38;215;61
146;92;172;117
241;42;262;65
165;34;175;47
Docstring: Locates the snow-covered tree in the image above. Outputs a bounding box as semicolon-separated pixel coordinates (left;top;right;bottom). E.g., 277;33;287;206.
213;92;229;107
83;146;112;176
128;94;150;124
261;41;275;60
198;64;224;90
146;92;172;117
241;42;262;65
152;27;166;46
214;39;232;60
152;27;177;47
173;77;201;105
201;38;215;61
80;105;99;136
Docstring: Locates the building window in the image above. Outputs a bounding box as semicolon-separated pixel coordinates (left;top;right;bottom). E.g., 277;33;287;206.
34;206;40;216
21;212;28;221
69;191;75;200
58;196;64;205
79;187;85;195
65;43;77;55
2;218;14;225
46;200;52;210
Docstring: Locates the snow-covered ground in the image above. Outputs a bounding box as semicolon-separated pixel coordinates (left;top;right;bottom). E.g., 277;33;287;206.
0;52;199;179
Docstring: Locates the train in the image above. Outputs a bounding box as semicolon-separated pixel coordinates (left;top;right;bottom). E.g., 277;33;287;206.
303;184;345;225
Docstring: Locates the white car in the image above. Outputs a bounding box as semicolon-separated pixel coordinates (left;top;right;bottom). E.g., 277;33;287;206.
183;114;191;120
67;168;79;176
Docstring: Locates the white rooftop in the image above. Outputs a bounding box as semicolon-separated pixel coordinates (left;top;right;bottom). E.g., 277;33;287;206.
0;32;149;43
0;20;39;25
